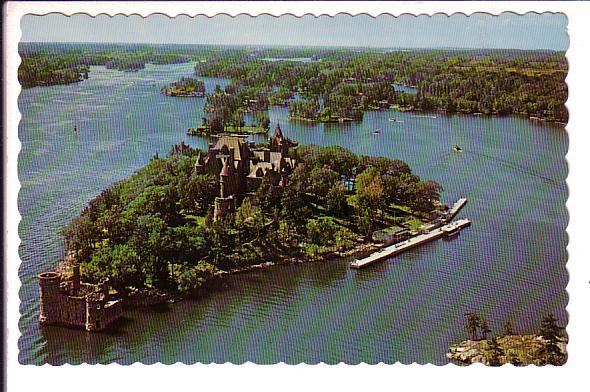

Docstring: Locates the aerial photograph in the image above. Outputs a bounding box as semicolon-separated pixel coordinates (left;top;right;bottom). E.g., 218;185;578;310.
17;12;568;365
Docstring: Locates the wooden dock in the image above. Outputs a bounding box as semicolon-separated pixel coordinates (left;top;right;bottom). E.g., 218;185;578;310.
447;197;468;221
350;218;472;269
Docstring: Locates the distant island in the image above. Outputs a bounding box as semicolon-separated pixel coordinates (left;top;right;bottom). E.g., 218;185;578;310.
17;42;198;88
59;127;445;301
162;77;206;97
448;311;567;366
18;43;567;124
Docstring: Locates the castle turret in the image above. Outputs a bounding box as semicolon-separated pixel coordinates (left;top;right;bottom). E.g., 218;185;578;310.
38;271;61;326
85;292;104;332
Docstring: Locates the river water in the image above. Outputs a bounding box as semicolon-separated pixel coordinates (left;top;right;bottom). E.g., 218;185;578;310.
18;63;568;364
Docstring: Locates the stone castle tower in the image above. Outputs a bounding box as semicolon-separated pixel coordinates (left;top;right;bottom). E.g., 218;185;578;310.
37;264;122;332
38;271;62;326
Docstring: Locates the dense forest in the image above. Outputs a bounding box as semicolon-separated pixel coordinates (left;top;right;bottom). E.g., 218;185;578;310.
19;43;567;122
195;48;568;123
18;43;216;88
63;142;442;295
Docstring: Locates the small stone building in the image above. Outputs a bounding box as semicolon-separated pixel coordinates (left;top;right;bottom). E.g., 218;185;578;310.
38;265;122;332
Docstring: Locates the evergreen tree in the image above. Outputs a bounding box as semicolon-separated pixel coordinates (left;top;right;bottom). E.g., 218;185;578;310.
538;314;565;365
480;317;492;340
487;337;504;366
502;321;515;337
464;311;480;341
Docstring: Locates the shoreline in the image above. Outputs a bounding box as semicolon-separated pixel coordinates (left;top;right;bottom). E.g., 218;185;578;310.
57;236;380;309
447;334;568;366
287;107;566;125
125;239;380;306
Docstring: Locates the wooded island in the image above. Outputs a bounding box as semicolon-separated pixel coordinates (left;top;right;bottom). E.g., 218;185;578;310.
19;43;567;124
62;133;443;298
162;77;206;97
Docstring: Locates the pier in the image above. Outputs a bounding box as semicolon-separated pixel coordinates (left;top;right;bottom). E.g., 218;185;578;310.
446;197;468;221
351;218;472;269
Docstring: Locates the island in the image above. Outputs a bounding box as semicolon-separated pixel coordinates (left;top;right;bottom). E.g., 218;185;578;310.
447;311;567;366
50;125;446;314
19;43;567;124
161;77;206;97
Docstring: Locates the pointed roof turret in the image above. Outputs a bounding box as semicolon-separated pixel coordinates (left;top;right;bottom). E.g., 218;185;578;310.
220;157;234;178
274;123;283;139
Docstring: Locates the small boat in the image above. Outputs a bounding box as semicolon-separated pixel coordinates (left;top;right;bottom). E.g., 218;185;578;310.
453;144;463;152
374;127;381;134
442;225;461;239
389;118;397;122
73;125;78;133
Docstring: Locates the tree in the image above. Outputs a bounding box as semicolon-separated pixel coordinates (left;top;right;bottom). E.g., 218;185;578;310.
409;180;443;213
281;171;312;228
487;337;504;366
231;110;245;130
253;174;283;215
178;173;217;214
502;321;515;337
307;166;340;203
326;183;349;217
538;314;565;365
465;311;480;341
480;317;492;340
209;113;224;134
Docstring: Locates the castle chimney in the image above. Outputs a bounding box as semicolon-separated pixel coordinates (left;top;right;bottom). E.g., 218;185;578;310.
72;264;80;296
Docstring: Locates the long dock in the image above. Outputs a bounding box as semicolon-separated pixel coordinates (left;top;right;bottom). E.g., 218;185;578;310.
447;197;468;221
350;218;471;269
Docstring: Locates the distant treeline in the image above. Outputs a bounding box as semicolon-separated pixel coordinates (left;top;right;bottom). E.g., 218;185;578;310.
195;48;568;123
18;43;567;122
18;43;221;88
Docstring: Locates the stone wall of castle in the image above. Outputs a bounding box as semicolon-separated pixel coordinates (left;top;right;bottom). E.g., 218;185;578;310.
38;271;122;332
100;300;123;329
59;295;88;328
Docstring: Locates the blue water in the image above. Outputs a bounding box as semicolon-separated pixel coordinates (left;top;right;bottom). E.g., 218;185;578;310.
18;62;568;364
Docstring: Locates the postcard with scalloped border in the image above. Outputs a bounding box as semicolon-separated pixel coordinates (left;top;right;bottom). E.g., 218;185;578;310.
9;6;572;369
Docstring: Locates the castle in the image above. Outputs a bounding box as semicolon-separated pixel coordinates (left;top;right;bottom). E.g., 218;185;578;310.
38;264;122;332
194;123;298;220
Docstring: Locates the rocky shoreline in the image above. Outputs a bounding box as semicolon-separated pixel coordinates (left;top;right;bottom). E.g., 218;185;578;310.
447;334;568;366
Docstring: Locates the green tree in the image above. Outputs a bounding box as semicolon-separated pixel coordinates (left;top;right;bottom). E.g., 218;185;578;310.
538;314;566;365
307;166;340;203
355;167;386;240
487;337;504;366
326;183;349;217
480;317;492;340
502;321;515;337
464;311;480;341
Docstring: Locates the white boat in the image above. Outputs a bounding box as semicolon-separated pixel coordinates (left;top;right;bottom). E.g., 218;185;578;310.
442;225;461;238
